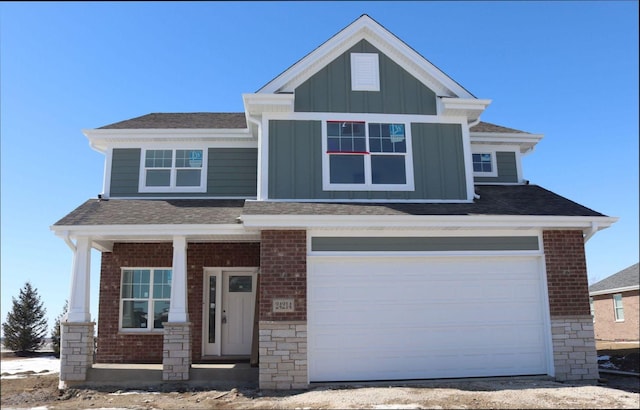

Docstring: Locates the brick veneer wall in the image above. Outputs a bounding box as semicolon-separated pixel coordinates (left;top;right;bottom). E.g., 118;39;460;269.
96;242;260;363
259;230;307;321
592;291;640;341
543;230;590;316
543;230;599;382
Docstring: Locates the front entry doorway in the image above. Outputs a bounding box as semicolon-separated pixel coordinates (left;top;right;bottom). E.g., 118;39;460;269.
202;268;257;357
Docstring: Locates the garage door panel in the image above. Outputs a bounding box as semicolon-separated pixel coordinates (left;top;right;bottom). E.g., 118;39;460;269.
308;255;548;382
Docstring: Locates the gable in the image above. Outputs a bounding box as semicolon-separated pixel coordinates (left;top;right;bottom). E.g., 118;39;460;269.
294;40;437;115
258;15;474;99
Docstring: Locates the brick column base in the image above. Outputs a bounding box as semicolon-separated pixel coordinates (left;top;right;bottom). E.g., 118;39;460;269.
162;322;192;381
551;315;599;383
59;322;95;389
259;321;307;390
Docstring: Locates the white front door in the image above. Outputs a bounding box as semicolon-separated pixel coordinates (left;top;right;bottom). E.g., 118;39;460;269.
203;268;257;356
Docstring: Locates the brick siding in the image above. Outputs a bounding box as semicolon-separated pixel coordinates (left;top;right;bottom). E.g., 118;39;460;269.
96;242;259;363
259;230;307;321
543;230;590;316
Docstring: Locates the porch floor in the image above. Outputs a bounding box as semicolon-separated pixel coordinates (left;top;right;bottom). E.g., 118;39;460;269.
77;362;258;390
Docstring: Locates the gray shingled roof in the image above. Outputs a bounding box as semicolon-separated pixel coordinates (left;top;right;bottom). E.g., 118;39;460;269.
98;113;248;129
54;199;245;225
242;185;605;217
589;263;640;294
95;112;528;134
54;185;605;227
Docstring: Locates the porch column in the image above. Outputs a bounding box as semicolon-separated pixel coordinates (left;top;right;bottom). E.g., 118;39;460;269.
163;236;191;381
67;236;91;322
59;236;94;388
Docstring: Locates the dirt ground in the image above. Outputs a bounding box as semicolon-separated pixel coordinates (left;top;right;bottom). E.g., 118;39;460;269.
1;348;639;409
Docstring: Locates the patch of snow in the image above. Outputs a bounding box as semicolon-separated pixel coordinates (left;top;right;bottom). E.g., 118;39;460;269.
373;405;423;409
0;356;60;379
597;355;610;360
108;391;161;395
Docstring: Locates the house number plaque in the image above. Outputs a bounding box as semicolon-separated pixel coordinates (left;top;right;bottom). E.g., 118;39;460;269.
273;298;295;313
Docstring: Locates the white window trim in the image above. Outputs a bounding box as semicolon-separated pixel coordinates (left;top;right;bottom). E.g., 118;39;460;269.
470;150;498;178
321;120;415;191
119;267;172;333
613;293;624;322
139;148;208;193
351;53;380;91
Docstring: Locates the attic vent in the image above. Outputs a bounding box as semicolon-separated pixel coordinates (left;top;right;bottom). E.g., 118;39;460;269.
351;53;380;91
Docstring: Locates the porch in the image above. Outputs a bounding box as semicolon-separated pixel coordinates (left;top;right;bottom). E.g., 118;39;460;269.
76;362;258;390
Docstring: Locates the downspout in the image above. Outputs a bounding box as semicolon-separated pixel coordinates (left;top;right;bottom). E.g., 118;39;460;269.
584;221;599;243
62;231;76;252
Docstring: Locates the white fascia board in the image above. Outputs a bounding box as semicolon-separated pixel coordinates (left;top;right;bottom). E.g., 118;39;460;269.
590;285;640;296
257;15;474;99
240;214;618;231
470;132;544;154
84;128;255;151
51;224;257;239
440;98;492;121
242;93;295;116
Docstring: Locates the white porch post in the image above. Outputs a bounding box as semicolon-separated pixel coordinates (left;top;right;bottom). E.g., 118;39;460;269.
163;235;191;381
60;236;94;388
168;236;188;322
67;236;92;322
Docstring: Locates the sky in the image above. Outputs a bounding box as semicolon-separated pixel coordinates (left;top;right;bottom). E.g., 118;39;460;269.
1;1;638;335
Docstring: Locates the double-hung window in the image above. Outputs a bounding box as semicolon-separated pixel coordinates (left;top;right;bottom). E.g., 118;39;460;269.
471;152;498;177
120;268;172;331
324;120;414;190
140;149;207;192
613;293;624;321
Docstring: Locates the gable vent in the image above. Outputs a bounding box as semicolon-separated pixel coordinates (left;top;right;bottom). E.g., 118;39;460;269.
351;53;380;91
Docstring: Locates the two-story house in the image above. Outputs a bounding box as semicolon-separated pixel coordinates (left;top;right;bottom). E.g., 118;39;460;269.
52;15;617;390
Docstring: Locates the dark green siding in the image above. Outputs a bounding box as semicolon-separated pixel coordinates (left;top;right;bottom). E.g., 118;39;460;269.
294;40;437;115
110;148;141;196
411;123;467;200
109;148;257;197
312;236;540;252
474;151;518;183
268;120;467;200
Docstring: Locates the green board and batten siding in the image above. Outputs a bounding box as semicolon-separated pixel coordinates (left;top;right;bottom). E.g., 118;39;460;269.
295;40;437;115
474;151;519;183
311;236;540;252
109;148;258;197
268;120;466;200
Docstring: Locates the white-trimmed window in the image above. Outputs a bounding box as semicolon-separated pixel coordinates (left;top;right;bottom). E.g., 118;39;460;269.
613;293;624;321
140;148;207;192
472;152;497;177
323;120;414;191
120;268;172;331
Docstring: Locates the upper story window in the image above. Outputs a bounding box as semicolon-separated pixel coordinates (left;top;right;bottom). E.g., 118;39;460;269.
471;152;498;177
140;148;207;193
351;53;380;91
323;120;414;191
120;268;172;331
613;293;624;321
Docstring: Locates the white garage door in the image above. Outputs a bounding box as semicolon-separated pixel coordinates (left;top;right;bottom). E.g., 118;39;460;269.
308;255;549;382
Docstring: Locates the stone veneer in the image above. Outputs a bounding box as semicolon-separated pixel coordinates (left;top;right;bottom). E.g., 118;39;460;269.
59;322;95;388
259;321;308;389
550;316;599;382
162;322;192;381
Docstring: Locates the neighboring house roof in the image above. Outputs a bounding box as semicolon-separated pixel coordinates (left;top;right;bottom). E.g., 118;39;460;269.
53;185;605;227
589;263;640;295
94;112;528;134
98;112;248;129
54;199;245;225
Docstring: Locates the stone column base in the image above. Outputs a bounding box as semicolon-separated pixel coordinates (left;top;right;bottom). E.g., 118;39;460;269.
551;315;599;383
59;322;95;389
162;322;192;381
259;321;308;390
